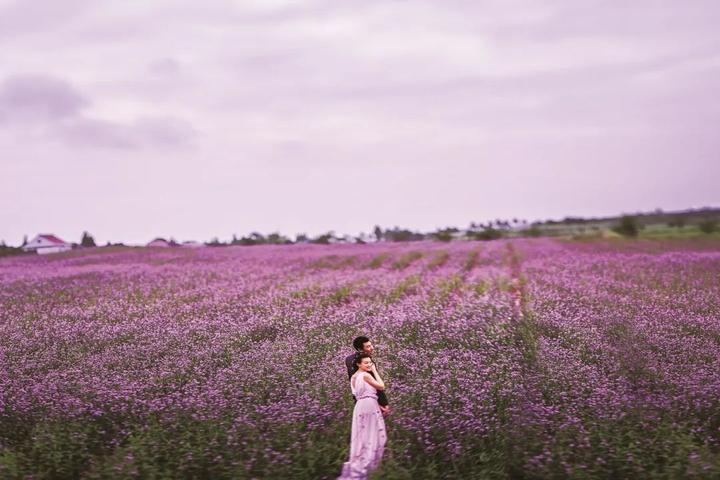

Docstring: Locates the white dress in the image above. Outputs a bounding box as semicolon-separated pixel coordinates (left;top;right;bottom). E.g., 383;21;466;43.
337;372;387;479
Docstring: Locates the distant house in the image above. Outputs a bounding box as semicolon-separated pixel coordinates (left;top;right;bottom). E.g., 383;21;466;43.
146;238;170;247
22;234;72;255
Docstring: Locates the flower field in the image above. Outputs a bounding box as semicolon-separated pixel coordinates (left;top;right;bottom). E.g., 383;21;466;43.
1;238;720;479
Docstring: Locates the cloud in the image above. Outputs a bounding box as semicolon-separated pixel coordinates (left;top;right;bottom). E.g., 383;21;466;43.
0;74;195;149
0;0;92;39
0;75;87;122
148;57;181;76
56;115;196;150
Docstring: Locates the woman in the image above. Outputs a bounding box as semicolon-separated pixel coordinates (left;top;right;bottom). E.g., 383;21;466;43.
338;353;387;480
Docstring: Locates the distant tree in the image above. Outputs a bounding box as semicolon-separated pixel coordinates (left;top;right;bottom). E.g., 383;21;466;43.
267;232;291;244
233;232;266;246
81;231;96;247
469;227;503;241
295;233;309;243
206;237;223;246
311;232;335;244
668;215;687;228
373;225;383;242
612;215;640;237
698;219;718;234
431;228;454;242
234;235;256;245
0;243;24;257
22;234;28;246
523;225;542;237
383;227;424;242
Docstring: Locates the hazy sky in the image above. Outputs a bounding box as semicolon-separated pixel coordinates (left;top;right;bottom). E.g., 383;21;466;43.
2;0;719;245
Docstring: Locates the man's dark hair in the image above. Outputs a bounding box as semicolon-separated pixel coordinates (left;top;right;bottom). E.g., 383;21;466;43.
353;336;370;351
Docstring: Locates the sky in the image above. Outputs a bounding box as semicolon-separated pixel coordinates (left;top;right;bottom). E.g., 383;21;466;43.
1;0;719;246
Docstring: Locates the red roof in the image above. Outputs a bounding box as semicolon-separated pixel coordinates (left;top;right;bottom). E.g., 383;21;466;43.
39;234;68;245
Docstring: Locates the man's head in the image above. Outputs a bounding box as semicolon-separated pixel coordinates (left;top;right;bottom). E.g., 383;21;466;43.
352;336;374;355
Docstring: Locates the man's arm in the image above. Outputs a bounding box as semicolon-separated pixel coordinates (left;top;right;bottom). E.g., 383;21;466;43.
369;370;389;407
377;390;389;407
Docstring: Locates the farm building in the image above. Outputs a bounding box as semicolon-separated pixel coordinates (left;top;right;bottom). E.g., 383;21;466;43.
146;238;171;247
22;234;72;255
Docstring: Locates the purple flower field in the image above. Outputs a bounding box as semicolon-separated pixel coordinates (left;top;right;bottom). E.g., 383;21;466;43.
1;238;719;479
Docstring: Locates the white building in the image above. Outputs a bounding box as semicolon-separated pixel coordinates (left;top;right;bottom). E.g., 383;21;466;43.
22;234;72;254
146;238;170;247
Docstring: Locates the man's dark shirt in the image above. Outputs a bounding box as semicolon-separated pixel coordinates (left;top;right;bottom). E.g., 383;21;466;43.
344;353;389;407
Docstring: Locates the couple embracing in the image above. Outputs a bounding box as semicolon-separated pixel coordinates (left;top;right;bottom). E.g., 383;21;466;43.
337;336;391;480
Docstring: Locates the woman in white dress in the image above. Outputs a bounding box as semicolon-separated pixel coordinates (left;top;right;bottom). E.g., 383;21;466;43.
338;353;387;480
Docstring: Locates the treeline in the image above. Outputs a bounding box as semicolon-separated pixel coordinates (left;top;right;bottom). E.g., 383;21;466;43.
0;241;23;257
204;219;538;247
195;208;720;246
3;208;718;255
612;214;718;237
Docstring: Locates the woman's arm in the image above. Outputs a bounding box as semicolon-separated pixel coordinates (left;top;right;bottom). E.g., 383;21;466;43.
364;366;385;391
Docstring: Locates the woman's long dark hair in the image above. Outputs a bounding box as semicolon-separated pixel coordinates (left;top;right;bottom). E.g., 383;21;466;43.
354;352;372;367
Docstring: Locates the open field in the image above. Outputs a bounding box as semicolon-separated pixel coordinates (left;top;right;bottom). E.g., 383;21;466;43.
1;237;720;478
534;223;720;241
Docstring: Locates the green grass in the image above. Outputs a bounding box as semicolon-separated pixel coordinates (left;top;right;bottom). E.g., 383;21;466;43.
391;251;424;270
425;250;449;270
366;252;390;269
565;224;720;242
386;275;421;303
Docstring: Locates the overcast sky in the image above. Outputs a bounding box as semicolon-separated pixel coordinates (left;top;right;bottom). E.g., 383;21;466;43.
2;0;719;245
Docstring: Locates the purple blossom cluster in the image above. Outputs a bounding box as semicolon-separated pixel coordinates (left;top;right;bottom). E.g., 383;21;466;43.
1;238;719;478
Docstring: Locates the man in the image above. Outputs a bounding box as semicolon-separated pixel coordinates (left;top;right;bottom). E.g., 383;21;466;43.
345;336;391;416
